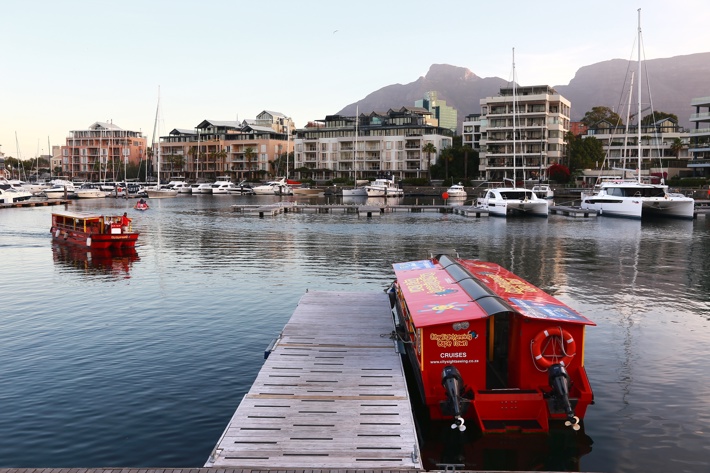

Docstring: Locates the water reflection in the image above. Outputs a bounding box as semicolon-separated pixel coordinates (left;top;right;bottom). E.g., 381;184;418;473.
421;422;593;471
51;243;139;278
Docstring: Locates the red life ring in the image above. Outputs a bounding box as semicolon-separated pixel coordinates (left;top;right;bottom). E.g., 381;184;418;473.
531;326;576;369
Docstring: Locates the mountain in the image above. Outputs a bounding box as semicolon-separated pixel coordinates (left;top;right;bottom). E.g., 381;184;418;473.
337;53;710;131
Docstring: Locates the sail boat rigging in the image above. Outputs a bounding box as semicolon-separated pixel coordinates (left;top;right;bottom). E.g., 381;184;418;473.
476;48;549;217
580;8;694;219
342;106;368;197
146;87;177;199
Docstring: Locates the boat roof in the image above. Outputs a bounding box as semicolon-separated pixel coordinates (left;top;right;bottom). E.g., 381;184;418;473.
393;256;594;328
52;211;123;220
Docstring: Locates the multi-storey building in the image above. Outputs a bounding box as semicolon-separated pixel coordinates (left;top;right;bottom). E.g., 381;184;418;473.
415;91;458;133
59;122;147;181
583;116;691;181
688;96;710;177
461;113;482;154
293;107;453;182
478;85;570;182
160;111;294;182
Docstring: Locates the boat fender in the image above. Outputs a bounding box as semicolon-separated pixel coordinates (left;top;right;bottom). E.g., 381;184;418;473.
55;229;60;238
86;237;92;247
531;326;576;370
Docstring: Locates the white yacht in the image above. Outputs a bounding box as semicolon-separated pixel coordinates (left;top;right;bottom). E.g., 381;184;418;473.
75;183;110;199
477;186;549;217
226;180;255;195
43;179;76;199
211;177;235;195
252;177;292;195
192;182;213;194
171;182;192;194
580;12;695;220
446;183;468;199
0;180;33;203
365;175;403;197
581;180;694;219
531;184;555;202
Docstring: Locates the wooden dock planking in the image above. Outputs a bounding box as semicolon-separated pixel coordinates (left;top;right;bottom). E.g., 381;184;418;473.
206;291;422;470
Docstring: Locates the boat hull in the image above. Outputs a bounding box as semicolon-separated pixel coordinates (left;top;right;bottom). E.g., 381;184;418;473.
51;226;139;249
581;191;694;220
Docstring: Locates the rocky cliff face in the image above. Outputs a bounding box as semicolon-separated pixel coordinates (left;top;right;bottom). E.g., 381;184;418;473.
337;53;710;131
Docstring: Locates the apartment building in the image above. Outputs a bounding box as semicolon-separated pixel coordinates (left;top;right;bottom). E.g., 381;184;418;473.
688;96;710;177
415;91;458;133
160;111;294;182
478;85;570;182
461;113;482;154
293;107;453;182
59;122;147;180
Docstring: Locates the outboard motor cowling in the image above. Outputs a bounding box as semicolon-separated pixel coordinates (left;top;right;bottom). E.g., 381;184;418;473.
548;363;580;430
441;365;467;431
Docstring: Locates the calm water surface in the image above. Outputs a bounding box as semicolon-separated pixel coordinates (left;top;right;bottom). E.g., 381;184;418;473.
1;195;709;472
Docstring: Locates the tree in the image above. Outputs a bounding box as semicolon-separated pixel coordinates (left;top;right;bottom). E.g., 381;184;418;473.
566;132;605;172
422;142;436;182
640;111;678;126
581;106;623;127
669;137;685;159
548;163;571;183
245;147;256;179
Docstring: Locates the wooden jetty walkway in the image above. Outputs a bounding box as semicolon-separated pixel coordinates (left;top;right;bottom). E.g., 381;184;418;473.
232;202;488;218
205;291;422;470
0;198;71;209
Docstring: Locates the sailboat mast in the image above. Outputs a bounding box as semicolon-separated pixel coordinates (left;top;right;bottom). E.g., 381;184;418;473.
152;88;160;189
637;8;642;184
354;105;358;186
48;136;52;179
512;48;517;188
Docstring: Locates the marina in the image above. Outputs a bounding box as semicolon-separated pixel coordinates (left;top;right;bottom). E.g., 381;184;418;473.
1;196;709;472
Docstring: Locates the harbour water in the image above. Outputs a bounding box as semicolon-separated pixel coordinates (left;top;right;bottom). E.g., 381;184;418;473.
1;195;709;472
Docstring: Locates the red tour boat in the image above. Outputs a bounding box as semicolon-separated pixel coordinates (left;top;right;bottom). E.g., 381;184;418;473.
51;211;139;249
389;253;594;433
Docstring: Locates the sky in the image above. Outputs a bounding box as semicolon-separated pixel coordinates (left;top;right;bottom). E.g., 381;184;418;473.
2;0;709;161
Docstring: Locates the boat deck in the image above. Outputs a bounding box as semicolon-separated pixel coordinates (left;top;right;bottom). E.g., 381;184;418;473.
205;291;422;470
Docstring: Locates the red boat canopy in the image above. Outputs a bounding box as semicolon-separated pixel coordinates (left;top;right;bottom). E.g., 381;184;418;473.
393;257;594;328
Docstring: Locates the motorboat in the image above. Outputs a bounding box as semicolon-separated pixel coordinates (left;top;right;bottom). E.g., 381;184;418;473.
146;186;178;198
445;183;468;199
211;177;236;195
581;180;694;219
0;182;33;203
477;185;549;217
226;180;255;195
252;177;292;195
51;211;139;249
341;186;368;197
42;180;76;199
365;174;403;197
531;184;554;201
134;199;150;211
169;181;192;194
75;183;110;199
389;253;595;433
192;182;213;194
293;186;324;196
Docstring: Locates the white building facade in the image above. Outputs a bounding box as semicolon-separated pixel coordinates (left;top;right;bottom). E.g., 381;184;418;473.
293;107;453;182
478;86;570;182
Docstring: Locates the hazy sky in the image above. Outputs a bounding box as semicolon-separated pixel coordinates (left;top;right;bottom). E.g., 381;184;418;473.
2;0;709;161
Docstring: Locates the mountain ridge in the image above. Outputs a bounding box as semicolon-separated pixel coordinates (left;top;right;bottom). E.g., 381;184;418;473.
337;53;710;131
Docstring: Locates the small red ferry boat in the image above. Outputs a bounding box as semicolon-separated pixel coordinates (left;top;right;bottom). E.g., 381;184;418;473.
51;211;139;249
389;253;594;433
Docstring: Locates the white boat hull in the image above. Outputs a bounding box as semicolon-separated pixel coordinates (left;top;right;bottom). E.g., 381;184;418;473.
581;192;694;219
146;188;178;198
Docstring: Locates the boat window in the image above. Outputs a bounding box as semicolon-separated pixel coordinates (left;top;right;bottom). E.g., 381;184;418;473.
486;312;511;389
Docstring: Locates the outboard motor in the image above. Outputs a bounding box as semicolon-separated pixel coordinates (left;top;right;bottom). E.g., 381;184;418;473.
441;365;467;431
548;363;580;430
